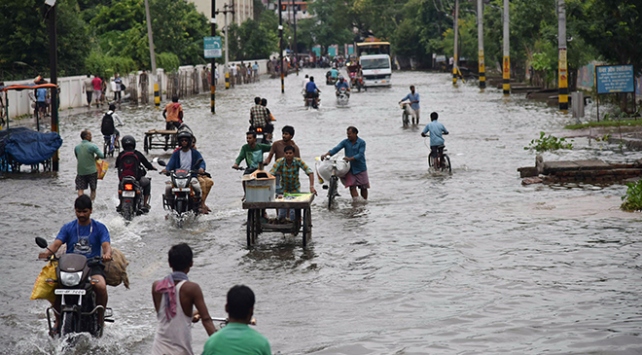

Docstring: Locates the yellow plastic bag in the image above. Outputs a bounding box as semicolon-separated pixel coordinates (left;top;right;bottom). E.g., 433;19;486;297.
30;260;58;303
96;159;109;180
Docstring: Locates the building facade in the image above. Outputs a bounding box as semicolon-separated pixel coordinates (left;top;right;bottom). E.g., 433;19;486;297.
189;0;254;28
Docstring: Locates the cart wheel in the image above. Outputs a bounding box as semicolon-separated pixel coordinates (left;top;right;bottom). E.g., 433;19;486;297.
144;136;149;154
302;208;311;248
246;209;255;248
292;209;301;236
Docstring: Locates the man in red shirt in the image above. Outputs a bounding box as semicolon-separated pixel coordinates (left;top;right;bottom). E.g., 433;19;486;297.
91;76;103;108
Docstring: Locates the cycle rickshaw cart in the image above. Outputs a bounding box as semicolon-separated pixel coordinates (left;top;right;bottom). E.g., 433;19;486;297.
143;128;178;154
241;170;314;248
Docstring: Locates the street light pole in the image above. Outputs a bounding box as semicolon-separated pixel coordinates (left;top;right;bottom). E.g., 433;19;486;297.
452;0;459;85
144;0;160;107
46;1;59;171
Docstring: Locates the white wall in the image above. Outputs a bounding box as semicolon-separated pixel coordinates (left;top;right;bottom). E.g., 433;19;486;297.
3;59;269;119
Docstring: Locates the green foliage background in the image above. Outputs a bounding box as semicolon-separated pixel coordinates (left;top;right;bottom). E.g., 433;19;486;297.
0;0;639;81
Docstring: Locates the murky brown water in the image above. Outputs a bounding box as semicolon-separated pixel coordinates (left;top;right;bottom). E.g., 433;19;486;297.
2;70;642;354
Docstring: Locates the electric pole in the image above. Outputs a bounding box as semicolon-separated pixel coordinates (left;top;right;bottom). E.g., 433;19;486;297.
477;0;485;89
558;0;568;111
452;0;459;85
502;0;510;95
144;0;159;107
210;0;216;114
293;0;298;75
218;4;234;90
278;0;284;93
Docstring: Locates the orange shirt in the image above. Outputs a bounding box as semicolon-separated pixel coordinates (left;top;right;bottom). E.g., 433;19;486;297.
164;102;183;122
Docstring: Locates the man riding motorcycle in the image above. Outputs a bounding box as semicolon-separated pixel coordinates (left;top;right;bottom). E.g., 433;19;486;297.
335;76;350;96
37;195;112;335
161;131;206;210
304;76;320;107
115;135;157;211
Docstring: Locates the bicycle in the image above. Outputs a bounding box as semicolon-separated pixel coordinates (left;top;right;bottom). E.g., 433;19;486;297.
318;155;341;210
427;144;452;174
103;134;116;157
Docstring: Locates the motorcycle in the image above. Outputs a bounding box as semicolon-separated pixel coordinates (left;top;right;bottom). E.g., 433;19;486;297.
158;159;204;228
35;237;113;338
303;92;320;110
348;71;363;92
336;87;350;106
118;176;144;221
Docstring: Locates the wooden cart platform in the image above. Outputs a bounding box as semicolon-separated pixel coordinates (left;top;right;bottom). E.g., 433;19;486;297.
144;129;178;154
242;193;315;248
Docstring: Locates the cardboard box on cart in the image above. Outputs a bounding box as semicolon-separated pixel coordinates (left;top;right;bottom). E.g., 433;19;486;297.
243;170;276;202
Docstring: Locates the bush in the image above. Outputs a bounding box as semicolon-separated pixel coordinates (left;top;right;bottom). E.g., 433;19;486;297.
524;132;573;152
157;52;180;73
85;51;137;79
621;180;642;212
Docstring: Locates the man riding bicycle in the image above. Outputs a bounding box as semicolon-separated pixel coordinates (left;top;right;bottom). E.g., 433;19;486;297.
101;103;123;151
421;112;449;168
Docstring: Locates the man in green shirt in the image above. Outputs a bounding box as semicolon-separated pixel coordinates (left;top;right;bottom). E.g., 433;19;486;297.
270;145;317;221
202;285;271;355
232;131;271;175
74;130;104;200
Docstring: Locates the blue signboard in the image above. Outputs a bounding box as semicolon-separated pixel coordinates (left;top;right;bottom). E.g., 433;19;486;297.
204;36;222;59
595;65;635;94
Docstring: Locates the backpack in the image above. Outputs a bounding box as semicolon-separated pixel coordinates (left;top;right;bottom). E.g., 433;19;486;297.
118;151;140;180
101;112;115;136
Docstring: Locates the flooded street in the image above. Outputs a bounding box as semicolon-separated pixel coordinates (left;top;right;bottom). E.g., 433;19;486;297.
2;70;642;354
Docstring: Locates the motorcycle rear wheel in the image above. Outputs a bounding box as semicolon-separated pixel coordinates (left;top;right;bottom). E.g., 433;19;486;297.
122;200;134;221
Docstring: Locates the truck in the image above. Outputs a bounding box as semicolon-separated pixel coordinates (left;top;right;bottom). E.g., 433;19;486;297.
355;41;392;88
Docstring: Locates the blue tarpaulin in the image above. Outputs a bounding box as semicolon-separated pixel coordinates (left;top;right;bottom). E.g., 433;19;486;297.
1;128;62;165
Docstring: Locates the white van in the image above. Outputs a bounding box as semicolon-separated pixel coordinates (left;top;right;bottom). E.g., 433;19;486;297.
359;54;392;88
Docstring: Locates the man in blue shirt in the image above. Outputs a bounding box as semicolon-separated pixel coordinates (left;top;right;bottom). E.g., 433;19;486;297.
35;87;48;117
399;85;420;124
421;112;449;168
335;76;350;96
305;76;320;107
37;195;112;330
322;126;369;201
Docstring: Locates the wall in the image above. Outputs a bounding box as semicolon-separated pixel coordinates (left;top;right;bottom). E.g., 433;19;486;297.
3;59;269;119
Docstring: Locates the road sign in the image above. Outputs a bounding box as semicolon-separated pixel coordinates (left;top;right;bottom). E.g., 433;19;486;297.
596;65;635;94
204;37;222;59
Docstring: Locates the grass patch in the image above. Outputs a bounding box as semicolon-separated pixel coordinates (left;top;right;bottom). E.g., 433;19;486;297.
524;132;573;152
565;116;642;130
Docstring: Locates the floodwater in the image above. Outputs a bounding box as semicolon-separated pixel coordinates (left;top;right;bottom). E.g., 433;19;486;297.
2;70;642;355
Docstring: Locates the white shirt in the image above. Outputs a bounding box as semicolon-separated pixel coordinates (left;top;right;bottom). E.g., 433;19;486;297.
151;281;194;355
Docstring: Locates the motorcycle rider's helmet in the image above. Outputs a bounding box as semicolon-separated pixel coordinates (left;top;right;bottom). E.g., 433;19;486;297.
109;103;116;111
121;135;136;150
177;131;193;145
338;76;345;82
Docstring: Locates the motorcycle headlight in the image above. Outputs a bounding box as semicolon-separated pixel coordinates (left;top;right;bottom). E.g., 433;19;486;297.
60;271;83;286
176;178;188;188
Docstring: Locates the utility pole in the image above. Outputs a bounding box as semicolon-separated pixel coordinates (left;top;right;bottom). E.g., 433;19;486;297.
46;0;59;171
218;4;234;89
477;0;485;89
293;0;298;75
210;0;216;114
278;0;284;94
452;0;459;85
502;0;510;95
144;0;159;107
558;0;568;111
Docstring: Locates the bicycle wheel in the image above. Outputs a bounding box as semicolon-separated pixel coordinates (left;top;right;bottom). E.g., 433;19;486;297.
103;141;108;158
428;152;436;168
442;154;452;174
328;176;338;210
402;112;409;127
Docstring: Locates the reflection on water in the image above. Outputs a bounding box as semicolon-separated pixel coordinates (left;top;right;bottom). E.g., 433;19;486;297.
3;70;642;354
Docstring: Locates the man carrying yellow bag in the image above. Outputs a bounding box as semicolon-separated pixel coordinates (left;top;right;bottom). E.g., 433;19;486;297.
75;130;104;201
